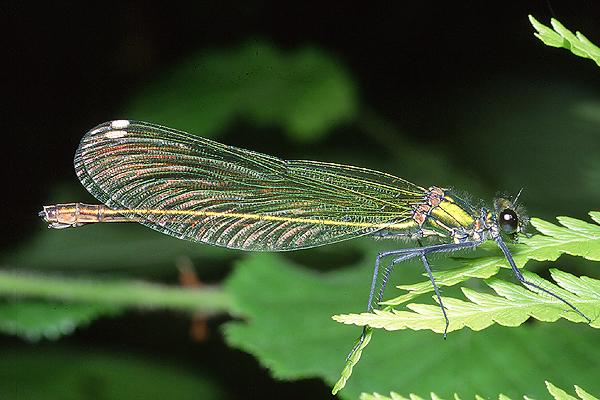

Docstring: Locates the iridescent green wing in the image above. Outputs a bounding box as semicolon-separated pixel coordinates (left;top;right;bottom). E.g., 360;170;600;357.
75;120;426;251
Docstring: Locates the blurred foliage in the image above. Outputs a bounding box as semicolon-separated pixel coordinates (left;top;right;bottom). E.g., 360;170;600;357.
127;40;356;142
530;16;600;67
0;346;223;400
6;223;230;276
0;301;119;341
453;80;600;222
360;381;598;400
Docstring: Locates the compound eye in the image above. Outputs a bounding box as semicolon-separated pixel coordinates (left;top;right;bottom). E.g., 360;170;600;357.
499;209;519;234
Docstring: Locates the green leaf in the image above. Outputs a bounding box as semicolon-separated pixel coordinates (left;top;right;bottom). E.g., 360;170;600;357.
0;346;224;400
546;381;580;400
383;212;600;306
222;253;600;399
333;269;599;333
127;40;356;141
223;252;362;380
0;301;119;341
360;382;598;400
529;16;600;67
360;393;412;400
575;385;598;400
526;214;600;261
332;326;372;395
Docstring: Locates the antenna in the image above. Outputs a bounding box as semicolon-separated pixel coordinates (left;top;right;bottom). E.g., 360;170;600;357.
512;187;524;207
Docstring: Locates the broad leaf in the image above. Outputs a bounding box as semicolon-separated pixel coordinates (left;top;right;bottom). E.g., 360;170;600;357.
127;41;356;141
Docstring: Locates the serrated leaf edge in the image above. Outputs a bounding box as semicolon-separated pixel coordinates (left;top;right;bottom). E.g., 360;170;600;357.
359;381;598;400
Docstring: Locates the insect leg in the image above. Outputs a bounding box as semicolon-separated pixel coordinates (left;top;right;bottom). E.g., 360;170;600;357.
348;241;481;359
348;250;421;359
420;253;449;338
414;238;449;337
495;236;591;323
367;250;418;312
387;241;478;338
371;241;482;313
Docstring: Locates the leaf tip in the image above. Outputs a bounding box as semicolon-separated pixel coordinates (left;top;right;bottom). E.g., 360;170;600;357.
528;15;541;28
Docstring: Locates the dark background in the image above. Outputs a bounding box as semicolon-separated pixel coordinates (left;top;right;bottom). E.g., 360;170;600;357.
3;2;600;399
5;1;600;247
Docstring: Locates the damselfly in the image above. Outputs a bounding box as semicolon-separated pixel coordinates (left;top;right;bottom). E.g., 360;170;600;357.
40;120;590;345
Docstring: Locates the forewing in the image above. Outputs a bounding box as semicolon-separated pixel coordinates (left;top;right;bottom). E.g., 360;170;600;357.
75;120;426;250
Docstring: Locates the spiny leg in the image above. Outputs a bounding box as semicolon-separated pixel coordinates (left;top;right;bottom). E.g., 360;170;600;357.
347;250;419;360
370;252;417;312
495;236;591;323
416;238;450;338
366;241;481;313
346;240;482;360
420;253;449;338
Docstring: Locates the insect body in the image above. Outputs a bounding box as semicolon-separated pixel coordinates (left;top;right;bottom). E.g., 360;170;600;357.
40;120;590;344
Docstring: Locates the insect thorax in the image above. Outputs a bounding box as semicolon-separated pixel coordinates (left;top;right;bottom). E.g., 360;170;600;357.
413;187;497;244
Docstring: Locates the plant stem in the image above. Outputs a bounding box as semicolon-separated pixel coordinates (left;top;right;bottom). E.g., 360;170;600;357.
0;269;233;314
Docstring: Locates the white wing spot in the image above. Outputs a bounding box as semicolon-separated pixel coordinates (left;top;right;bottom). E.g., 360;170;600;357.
104;130;127;139
110;120;130;129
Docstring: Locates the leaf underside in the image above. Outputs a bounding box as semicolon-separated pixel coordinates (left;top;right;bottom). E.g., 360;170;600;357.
334;269;600;333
